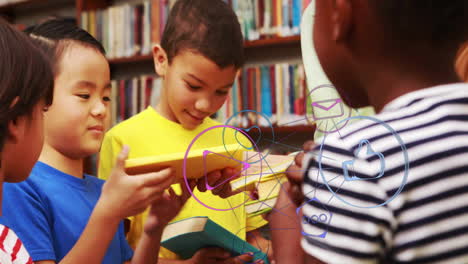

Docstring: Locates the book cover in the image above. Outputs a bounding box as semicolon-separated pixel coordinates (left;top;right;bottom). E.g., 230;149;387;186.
151;0;160;44
125;144;247;179
269;65;277;118
255;67;261;119
132;77;138;115
289;64;295;115
272;0;277;35
276;0;282;36
119;79;126;122
134;4;143;55
161;216;269;263
292;0;301;34
261;65;272;117
276;64;283;121
125;79;132;119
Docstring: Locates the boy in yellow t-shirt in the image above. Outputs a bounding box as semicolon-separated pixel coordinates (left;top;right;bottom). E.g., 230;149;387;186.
99;0;268;263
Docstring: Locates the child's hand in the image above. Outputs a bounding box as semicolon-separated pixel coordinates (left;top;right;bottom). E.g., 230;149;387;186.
198;168;241;198
187;248;262;264
143;180;197;234
285;140;314;206
98;146;176;221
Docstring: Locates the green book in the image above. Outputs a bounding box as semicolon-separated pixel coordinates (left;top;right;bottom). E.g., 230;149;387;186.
161;216;269;263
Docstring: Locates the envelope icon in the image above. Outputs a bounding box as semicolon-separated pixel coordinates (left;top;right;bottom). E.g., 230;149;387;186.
311;98;344;121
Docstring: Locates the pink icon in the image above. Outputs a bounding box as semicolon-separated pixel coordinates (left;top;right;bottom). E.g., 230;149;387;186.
311;98;344;121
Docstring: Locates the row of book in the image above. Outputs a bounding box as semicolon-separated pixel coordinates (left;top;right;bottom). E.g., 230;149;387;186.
80;0;177;59
231;0;312;41
110;62;308;128
80;0;311;59
215;62;309;127
110;75;162;125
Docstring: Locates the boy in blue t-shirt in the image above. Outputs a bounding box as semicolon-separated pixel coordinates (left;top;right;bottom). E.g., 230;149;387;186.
0;19;193;264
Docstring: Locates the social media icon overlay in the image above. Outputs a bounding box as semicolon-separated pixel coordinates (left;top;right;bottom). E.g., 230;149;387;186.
297;197;333;238
317;116;409;208
342;139;386;181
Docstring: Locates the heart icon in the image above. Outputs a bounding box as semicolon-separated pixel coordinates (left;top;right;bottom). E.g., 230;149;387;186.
235;126;262;150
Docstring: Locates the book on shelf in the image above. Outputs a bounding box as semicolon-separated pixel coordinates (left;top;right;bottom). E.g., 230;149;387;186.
110;75;161;125
161;216;269;263
233;0;310;41
80;0;308;60
80;0;176;59
215;62;309;128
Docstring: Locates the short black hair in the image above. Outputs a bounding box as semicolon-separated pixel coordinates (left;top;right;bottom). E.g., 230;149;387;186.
0;18;54;154
24;18;106;75
161;0;245;69
370;0;468;50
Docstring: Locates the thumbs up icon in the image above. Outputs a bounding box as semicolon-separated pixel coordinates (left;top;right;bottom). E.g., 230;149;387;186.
342;139;386;181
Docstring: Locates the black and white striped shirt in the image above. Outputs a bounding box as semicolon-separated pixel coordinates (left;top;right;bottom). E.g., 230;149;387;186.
302;84;468;264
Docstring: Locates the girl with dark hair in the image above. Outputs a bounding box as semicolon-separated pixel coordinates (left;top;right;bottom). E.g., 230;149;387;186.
0;18;195;264
0;17;54;264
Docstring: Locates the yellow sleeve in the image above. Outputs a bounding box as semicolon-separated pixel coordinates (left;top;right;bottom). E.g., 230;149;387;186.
98;131;122;180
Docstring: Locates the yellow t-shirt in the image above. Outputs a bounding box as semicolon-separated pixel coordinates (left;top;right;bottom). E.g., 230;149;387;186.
98;107;268;259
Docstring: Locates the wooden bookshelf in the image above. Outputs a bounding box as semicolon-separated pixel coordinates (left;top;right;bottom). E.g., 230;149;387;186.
244;35;300;48
108;36;301;66
0;0;74;12
108;54;153;64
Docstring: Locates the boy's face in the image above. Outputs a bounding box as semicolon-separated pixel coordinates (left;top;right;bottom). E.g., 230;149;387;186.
44;45;111;159
2;102;45;183
154;48;237;130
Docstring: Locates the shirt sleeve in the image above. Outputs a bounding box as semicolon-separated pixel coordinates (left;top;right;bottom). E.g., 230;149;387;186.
98;130;123;180
118;221;134;262
1;181;56;262
300;139;394;264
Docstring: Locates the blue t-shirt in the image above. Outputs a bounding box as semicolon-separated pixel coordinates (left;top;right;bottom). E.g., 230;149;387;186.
0;161;133;263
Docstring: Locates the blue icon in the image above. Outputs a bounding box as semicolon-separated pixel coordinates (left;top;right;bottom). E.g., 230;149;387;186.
318;115;409;209
342;139;385;181
297;197;332;238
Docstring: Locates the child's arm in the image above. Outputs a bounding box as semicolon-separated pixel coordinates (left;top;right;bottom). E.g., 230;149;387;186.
131;182;194;264
269;181;305;264
36;146;176;264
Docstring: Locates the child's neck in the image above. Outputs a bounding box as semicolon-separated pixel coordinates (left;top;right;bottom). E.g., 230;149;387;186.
39;144;84;179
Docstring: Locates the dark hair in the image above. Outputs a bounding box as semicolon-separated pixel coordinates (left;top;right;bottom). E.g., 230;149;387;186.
370;1;468;50
0;18;54;154
161;0;245;69
24;18;106;75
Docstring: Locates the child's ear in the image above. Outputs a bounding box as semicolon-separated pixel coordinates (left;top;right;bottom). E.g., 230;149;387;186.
332;0;352;42
6;97;26;144
152;44;168;77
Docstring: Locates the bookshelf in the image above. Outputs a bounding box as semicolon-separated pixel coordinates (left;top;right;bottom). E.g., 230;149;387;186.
107;36;301;66
1;0;314;161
